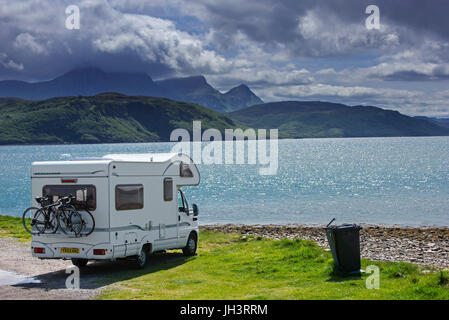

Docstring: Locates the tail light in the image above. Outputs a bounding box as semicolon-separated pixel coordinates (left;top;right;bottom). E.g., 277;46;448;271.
34;247;45;254
93;249;106;255
61;179;77;183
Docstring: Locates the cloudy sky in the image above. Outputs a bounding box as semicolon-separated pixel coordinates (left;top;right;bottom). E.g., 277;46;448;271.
1;0;449;116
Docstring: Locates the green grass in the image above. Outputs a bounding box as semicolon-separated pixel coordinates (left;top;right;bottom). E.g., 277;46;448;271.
0;215;31;242
0;216;447;299
98;231;449;300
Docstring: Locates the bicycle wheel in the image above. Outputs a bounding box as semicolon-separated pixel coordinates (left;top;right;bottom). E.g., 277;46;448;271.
23;207;57;234
35;209;58;234
22;207;40;234
78;208;95;237
58;207;83;236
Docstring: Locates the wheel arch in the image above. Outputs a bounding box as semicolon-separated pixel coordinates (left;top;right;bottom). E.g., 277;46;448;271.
139;236;154;254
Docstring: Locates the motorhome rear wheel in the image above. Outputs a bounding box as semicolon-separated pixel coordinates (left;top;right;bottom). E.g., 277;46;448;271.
72;258;88;268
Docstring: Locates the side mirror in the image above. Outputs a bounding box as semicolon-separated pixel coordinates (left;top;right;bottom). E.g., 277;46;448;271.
192;203;199;216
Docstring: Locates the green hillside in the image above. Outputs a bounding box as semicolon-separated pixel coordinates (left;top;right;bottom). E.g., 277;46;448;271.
1;95;448;145
0;93;237;145
229;101;449;138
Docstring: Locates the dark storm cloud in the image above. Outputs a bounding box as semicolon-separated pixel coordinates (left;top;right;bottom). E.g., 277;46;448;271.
2;0;449;80
192;0;449;57
0;0;230;81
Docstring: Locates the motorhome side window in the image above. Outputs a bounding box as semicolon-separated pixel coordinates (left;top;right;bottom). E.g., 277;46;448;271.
163;178;173;201
115;184;144;211
42;185;96;211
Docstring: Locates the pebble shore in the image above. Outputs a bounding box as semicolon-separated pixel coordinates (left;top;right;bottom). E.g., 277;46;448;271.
200;224;449;269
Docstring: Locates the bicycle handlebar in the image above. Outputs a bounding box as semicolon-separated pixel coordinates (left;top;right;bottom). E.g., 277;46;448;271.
37;195;75;208
59;195;75;204
35;196;50;204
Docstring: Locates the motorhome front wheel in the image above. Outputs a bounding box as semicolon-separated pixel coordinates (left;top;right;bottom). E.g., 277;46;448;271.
135;248;148;269
183;232;198;256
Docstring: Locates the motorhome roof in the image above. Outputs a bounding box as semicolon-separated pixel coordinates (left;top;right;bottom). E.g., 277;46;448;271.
31;153;199;182
34;153;189;166
103;153;181;163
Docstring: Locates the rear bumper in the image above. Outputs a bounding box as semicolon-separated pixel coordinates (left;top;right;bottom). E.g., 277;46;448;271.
31;241;113;260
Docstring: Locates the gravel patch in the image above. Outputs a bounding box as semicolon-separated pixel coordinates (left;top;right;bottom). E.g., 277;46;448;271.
0;237;194;300
200;224;449;269
0;238;99;300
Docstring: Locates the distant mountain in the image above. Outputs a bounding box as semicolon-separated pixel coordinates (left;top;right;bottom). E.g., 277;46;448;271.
156;77;263;113
0;67;262;112
434;118;449;128
224;84;264;111
229;101;449;138
415;116;449;129
0;68;165;100
0;93;237;145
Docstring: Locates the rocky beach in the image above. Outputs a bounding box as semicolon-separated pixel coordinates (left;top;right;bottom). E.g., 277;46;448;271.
200;224;449;269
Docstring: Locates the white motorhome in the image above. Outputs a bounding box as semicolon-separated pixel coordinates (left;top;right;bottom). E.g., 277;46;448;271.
29;153;200;268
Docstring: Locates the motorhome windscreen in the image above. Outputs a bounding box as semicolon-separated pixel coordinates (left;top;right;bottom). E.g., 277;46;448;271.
42;185;96;210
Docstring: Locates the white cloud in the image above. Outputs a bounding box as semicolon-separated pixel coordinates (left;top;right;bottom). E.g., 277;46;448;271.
296;9;401;56
86;1;231;75
261;83;422;101
436;89;449;99
13;33;48;55
208;66;314;89
315;68;337;75
0;53;24;71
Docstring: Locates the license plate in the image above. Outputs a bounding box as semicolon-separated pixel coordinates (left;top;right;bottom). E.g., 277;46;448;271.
60;248;79;254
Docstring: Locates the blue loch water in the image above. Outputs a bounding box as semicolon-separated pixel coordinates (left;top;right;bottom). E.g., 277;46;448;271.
0;137;448;226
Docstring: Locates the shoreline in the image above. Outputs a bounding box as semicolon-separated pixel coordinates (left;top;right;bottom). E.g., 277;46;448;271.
200;223;449;269
1;135;448;147
200;222;449;229
4;213;449;229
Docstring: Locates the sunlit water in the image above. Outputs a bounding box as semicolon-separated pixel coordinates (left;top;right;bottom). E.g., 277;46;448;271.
0;137;448;226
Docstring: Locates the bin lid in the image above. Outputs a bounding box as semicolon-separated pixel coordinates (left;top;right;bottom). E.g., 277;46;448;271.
325;223;362;231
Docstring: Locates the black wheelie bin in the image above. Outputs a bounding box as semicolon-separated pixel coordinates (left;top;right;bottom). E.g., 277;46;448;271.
325;219;362;274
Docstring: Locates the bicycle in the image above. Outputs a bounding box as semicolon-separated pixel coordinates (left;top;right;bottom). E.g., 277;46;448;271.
74;202;95;237
57;195;95;237
56;196;84;236
22;196;58;235
22;195;95;237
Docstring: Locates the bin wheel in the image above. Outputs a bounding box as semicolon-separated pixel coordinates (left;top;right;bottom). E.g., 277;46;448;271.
182;232;197;256
72;258;88;268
